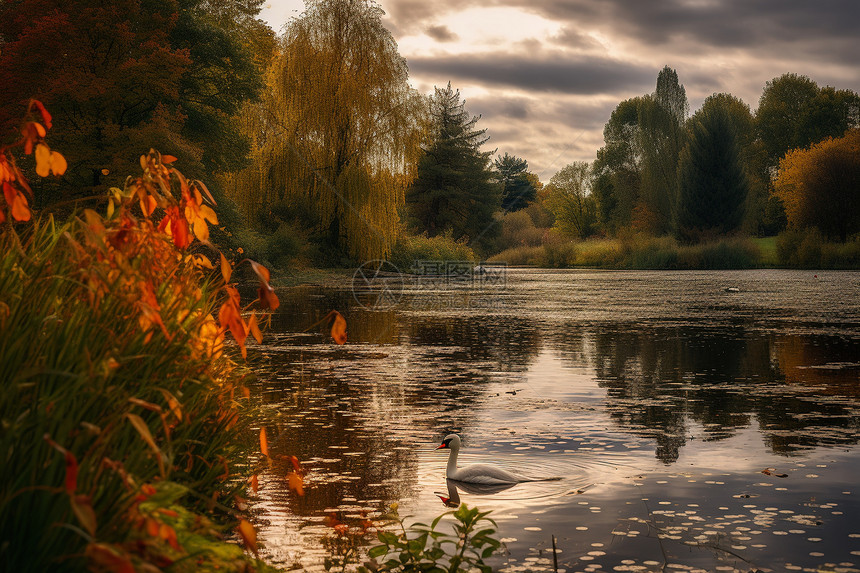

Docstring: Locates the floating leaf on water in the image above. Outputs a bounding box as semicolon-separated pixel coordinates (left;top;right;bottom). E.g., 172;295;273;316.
259;427;269;457
237;519;258;557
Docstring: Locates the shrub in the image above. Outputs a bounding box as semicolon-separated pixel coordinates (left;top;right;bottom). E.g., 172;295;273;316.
389;231;476;272
494;210;544;252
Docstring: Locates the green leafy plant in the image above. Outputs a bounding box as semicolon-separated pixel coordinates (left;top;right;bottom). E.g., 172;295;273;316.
359;504;501;573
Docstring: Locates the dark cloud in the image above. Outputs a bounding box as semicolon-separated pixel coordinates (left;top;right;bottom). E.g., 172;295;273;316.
408;51;656;94
425;24;459;42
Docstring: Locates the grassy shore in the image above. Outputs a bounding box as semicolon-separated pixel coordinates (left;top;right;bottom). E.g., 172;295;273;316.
487;233;860;270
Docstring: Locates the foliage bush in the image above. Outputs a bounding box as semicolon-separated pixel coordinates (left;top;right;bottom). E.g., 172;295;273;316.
1;107;278;570
494;210;544;252
777;228;860;268
388;230;476;272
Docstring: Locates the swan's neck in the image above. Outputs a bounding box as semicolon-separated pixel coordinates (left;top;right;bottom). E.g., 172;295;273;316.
446;446;459;478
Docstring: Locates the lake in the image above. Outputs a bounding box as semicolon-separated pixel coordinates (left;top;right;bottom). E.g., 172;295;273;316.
248;268;860;573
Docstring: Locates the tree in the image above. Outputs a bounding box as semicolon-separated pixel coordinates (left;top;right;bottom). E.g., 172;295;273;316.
544;161;597;238
756;73;822;170
774;129;860;241
637;66;689;234
676;104;749;241
171;0;276;174
0;0;192;190
406;83;500;251
224;0;423;261
592;97;643;233
0;0;270;194
494;153;537;212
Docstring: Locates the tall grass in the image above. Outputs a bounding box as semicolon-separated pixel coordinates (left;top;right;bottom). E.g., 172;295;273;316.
0;216;263;571
777;228;860;268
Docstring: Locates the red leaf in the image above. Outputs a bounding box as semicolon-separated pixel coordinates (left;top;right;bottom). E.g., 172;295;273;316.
31;100;52;129
257;283;280;311
44;434;78;494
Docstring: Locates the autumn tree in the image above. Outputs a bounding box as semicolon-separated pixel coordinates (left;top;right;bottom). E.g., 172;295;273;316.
406;83;500;251
0;0;270;195
774;129;860;241
676;103;749;241
544;161;597;238
223;0;422;262
756;73;860;170
494;153;537;212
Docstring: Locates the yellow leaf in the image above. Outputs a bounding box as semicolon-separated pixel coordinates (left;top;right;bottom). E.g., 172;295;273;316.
192;219;210;243
220;252;232;284
193;254;214;270
106;198;115;219
50;151;67;175
35;143;51;177
249;312;263;344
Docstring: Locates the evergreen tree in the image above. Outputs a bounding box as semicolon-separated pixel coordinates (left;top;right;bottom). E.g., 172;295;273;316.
406;83;501;250
676;105;748;241
494;152;536;212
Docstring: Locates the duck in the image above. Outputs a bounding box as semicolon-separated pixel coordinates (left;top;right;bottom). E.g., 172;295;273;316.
435;434;528;484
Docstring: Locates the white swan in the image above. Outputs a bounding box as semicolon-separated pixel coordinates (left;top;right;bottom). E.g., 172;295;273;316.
435;434;527;484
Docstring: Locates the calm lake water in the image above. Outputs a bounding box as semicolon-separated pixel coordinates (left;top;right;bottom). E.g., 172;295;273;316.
248;269;860;573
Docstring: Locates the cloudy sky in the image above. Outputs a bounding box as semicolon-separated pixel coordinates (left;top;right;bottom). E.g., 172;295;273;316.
262;0;859;181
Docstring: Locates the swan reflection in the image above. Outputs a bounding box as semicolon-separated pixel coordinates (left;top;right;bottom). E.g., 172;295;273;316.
436;478;517;507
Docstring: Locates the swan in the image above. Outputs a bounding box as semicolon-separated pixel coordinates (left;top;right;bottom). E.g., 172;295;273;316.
435;434;532;484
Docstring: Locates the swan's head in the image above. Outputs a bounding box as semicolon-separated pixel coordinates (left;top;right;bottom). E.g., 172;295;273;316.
435;434;461;451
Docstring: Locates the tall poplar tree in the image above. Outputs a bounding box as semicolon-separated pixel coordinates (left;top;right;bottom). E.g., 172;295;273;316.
637;66;688;234
406;83;501;250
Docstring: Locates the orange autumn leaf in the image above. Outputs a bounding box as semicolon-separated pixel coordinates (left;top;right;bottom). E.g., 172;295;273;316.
237;519;259;557
259;428;269;457
287;471;304;496
159;522;181;550
249;474;259;495
258;282;280;311
248;312;263;344
220;252;232;284
288;455;302;474
331;311;347;345
3;181;30;222
248;259;270;283
34;143;67;177
161;154;177;164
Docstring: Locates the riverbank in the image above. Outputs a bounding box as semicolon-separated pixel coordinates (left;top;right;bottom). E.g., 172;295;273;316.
486;234;860;270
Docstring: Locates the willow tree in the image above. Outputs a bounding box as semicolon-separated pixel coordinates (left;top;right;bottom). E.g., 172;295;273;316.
224;0;423;261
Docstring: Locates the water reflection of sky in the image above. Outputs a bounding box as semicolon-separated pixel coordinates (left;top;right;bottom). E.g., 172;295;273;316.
250;270;860;572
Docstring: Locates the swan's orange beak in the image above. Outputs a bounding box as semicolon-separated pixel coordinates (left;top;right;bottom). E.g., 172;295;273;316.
435;442;449;450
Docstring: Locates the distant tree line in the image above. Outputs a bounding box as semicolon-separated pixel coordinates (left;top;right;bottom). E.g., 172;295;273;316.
3;0;857;265
590;67;860;243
